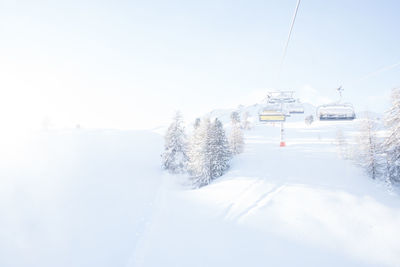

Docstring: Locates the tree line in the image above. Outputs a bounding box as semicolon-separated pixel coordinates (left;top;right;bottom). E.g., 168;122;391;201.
339;87;400;186
161;111;249;187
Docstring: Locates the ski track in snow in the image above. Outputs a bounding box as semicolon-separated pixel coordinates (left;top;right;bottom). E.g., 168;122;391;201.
235;184;287;222
222;179;265;220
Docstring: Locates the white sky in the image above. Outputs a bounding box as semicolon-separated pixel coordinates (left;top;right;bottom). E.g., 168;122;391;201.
0;0;399;131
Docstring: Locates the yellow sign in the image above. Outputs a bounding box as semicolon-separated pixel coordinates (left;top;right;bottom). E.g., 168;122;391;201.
259;114;286;122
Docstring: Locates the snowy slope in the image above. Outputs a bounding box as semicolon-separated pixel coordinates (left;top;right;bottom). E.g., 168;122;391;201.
134;119;400;267
1;117;400;267
0;130;163;267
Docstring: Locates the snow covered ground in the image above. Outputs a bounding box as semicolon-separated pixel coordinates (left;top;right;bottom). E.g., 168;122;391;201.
1;117;400;267
0;130;163;267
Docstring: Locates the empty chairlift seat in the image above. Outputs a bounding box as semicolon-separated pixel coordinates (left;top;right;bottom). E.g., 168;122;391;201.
317;103;356;120
287;101;304;114
267;91;296;104
259;108;286;122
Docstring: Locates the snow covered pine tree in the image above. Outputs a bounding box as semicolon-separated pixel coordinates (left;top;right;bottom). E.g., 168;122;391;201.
188;118;212;186
230;112;244;155
357;113;384;180
188;118;231;187
209;118;231;178
161;111;188;174
384;87;400;184
230;111;241;124
241;111;252;130
194;117;201;129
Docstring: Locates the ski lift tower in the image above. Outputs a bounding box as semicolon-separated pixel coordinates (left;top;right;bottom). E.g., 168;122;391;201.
274;92;294;147
260;91;295;147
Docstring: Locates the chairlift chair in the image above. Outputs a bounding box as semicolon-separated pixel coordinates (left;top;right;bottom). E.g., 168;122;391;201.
317;103;355;120
287;99;304;114
267;91;296;104
259;108;286;122
316;86;356;120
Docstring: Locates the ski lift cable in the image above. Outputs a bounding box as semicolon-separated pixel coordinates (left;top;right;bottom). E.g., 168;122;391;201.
275;0;301;148
278;0;301;79
333;61;400;90
352;61;400;84
328;61;400;101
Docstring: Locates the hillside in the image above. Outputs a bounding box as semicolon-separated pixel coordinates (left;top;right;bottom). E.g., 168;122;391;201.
0;130;163;267
134;118;400;267
1;117;400;267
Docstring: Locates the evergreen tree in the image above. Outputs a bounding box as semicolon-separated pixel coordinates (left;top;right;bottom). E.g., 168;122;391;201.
384;87;400;184
229;120;244;155
305;115;314;125
209;118;231;178
241;111;252;130
188;118;232;187
161;112;188;174
194;118;201;129
357;113;384;180
188;118;212;186
230;111;241;124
